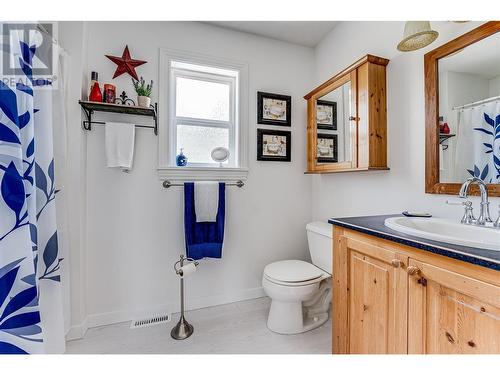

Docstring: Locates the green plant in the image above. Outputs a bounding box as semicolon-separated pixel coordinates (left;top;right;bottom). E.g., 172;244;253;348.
132;76;153;97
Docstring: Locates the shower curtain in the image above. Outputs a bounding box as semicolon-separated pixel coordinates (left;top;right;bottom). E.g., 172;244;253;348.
0;26;65;353
453;100;500;183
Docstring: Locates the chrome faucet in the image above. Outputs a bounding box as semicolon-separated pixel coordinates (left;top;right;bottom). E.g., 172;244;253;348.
458;177;492;225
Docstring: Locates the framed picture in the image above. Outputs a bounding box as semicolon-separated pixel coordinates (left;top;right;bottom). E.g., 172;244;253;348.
257;91;291;126
316;100;337;130
257;129;291;162
317;133;338;163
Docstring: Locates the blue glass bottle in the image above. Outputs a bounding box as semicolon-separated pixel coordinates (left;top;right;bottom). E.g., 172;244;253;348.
176;148;188;166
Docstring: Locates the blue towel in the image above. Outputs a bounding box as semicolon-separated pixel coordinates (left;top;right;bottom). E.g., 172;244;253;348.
184;182;225;260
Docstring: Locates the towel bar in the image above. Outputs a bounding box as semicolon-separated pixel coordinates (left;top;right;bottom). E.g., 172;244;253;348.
82;120;156;132
79;100;158;135
162;180;244;189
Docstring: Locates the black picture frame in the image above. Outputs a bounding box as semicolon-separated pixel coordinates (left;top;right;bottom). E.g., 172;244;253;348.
317;133;338;163
257;91;291;126
257;129;291;162
316;100;337;130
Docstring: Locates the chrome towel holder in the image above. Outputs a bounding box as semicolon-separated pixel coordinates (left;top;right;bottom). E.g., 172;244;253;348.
162;180;244;189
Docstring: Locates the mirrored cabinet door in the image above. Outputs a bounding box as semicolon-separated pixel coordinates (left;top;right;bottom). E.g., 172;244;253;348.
316;80;353;165
307;71;357;172
305;54;389;173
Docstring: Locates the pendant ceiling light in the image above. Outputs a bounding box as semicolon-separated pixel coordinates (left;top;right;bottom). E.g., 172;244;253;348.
397;21;439;52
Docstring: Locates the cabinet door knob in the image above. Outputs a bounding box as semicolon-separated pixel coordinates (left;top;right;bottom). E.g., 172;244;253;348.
391;259;402;268
407;266;420;275
349;116;359;121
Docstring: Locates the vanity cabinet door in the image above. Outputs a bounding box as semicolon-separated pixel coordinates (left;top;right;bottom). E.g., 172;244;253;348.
336;236;408;354
408;258;500;354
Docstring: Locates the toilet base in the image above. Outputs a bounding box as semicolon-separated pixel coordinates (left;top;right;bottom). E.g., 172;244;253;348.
267;300;329;335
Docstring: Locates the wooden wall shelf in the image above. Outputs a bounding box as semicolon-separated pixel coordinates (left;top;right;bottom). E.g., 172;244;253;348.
78;100;158;135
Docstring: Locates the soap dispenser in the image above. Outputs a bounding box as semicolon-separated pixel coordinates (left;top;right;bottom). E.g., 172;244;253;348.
176;148;188;167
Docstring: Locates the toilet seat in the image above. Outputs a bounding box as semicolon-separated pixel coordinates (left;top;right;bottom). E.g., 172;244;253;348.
263;260;327;286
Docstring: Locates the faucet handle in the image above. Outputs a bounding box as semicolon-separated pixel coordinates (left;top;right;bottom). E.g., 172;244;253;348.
446;200;475;224
494;204;500;228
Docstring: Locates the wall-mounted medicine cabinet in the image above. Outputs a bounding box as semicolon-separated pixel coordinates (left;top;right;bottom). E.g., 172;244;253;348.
304;54;389;173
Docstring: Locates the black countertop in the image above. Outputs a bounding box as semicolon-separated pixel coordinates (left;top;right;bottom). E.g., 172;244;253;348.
329;214;500;271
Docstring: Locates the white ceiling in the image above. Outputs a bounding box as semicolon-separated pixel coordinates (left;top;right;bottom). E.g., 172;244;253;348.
439;32;500;79
206;21;339;47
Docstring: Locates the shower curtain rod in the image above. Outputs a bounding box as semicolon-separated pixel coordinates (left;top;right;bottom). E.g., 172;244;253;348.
452;94;500;110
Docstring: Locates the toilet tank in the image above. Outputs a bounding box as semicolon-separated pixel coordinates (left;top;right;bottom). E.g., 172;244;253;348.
306;221;333;274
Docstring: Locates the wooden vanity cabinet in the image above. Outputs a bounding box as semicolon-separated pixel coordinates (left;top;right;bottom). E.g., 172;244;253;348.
333;226;500;354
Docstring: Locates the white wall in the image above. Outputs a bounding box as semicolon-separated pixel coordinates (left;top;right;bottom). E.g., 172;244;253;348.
489;75;500;97
60;21;314;335
312;21;500;222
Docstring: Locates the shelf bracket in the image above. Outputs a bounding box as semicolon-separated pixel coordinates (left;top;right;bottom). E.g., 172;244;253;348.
81;106;93;131
153;102;158;135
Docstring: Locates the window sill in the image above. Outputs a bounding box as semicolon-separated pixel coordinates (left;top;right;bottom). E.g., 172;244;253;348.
157;166;249;183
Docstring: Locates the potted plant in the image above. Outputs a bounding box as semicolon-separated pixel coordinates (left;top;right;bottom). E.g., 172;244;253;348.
132;77;153;108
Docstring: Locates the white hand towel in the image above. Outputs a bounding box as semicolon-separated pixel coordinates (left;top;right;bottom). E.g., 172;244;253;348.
105;122;136;172
194;181;219;222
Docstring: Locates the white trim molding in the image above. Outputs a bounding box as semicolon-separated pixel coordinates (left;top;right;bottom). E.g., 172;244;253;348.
158;48;249;183
65;287;264;341
157;166;249;183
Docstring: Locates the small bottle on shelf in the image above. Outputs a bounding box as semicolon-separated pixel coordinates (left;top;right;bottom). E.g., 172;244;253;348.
89;80;102;102
89;71;98;98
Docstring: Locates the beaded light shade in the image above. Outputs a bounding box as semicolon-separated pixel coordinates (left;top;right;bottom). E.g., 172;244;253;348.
397;21;439;52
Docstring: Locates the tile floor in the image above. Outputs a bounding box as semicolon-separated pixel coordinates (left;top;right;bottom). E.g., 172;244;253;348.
66;297;331;354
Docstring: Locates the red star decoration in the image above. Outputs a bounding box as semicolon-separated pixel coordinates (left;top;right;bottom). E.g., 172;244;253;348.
105;45;147;81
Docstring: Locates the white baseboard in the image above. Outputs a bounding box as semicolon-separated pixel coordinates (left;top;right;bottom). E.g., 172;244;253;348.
65;317;88;341
66;287;265;341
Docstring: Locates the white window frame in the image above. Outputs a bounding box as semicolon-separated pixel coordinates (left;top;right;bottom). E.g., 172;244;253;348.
158;48;249;182
171;68;236;167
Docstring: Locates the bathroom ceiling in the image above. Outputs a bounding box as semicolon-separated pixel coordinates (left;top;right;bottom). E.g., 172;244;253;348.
439;32;500;79
206;21;339;47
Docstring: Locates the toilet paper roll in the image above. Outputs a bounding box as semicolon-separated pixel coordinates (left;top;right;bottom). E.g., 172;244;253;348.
179;263;197;278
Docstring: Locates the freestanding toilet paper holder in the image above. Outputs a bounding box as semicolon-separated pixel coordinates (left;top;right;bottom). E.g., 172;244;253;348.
171;254;199;340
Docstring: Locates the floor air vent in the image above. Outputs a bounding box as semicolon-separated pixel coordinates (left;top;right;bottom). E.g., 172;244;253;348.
130;314;171;329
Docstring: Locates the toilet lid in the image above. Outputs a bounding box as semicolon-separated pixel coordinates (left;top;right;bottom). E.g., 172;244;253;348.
264;260;324;283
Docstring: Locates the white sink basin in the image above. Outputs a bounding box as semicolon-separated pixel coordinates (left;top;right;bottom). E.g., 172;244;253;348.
384;217;500;251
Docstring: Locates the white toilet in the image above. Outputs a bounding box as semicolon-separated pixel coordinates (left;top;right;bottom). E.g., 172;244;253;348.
262;221;332;334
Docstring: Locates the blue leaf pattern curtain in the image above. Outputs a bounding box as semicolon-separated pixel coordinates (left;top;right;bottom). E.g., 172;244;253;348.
454;100;500;183
1;25;65;353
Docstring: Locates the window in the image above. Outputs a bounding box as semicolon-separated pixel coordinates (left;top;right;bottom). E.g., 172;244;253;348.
172;62;236;166
158;50;248;181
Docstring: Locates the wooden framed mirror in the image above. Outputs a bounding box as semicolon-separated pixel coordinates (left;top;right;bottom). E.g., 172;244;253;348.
425;21;500;196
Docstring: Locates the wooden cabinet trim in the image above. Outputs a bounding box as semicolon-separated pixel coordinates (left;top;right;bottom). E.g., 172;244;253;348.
332;228;349;353
304;54;389;100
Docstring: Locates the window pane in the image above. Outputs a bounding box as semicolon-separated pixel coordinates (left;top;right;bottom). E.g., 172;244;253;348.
176;77;230;121
177;124;229;164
